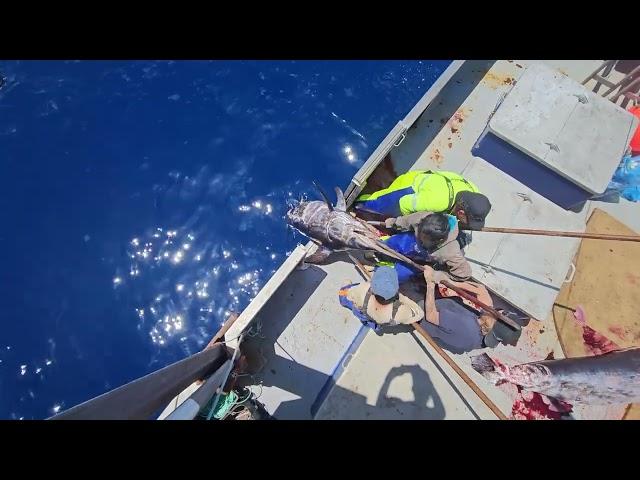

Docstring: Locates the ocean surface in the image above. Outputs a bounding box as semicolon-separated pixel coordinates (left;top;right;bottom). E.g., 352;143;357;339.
0;59;450;419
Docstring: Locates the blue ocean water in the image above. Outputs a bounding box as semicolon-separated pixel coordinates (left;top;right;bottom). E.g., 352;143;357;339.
0;60;450;419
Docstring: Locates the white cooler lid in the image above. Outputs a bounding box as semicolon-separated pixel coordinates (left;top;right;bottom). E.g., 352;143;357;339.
488;63;638;195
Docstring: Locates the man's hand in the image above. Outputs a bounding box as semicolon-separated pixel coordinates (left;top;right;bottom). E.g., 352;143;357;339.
423;265;436;283
384;218;396;229
423;265;447;284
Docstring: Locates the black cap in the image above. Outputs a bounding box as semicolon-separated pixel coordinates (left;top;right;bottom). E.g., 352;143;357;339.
456;192;492;230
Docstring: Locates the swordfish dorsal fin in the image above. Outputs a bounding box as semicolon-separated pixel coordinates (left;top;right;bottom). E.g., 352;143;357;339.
334;187;346;211
312;180;334;211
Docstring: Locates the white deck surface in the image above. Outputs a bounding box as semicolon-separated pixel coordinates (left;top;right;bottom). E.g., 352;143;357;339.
237;254;364;419
314;328;510;420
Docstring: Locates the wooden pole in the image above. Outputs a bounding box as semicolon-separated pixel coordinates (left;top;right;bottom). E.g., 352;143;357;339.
440;279;520;330
366;220;640;242
464;226;640;242
370;243;521;331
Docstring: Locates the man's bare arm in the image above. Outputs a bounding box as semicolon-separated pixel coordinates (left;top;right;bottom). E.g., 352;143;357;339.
423;267;440;325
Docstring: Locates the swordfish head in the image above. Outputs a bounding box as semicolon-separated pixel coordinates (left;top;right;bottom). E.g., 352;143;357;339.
286;186;348;248
286;198;332;242
286;186;413;264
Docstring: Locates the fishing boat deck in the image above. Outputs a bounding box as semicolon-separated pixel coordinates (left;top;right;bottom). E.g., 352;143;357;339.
183;60;638;420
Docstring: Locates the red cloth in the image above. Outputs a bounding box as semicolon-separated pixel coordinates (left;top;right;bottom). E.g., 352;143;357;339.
630;106;640;155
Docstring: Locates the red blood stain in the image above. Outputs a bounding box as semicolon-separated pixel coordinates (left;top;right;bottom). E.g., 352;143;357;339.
608;326;627;340
511;387;573;420
581;325;620;356
491;356;510;378
573;307;620;355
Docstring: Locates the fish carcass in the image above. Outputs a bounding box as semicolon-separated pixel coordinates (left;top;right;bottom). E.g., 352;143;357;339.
471;347;640;406
286;185;413;265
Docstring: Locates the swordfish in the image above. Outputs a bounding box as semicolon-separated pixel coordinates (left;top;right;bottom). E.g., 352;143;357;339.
286;185;412;265
471;347;640;406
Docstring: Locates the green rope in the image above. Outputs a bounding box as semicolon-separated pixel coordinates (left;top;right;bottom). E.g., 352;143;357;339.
201;390;238;420
199;387;255;421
